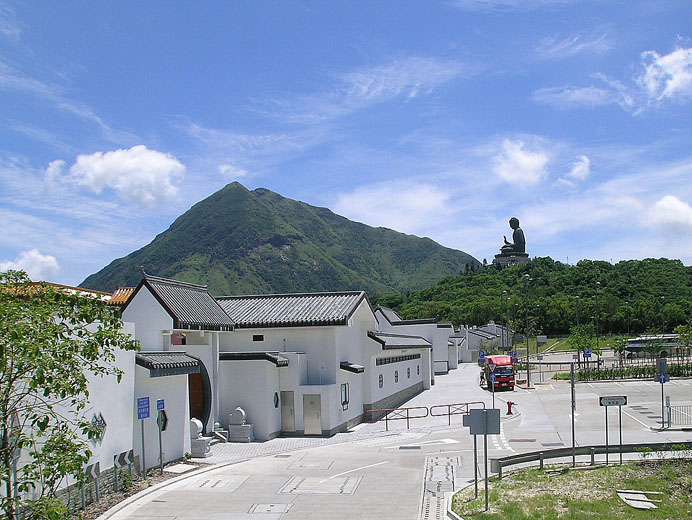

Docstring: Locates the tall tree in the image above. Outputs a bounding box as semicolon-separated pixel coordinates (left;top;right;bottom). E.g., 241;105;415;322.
1;271;139;520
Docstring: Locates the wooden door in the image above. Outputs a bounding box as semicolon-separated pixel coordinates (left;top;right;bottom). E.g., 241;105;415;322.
188;372;205;422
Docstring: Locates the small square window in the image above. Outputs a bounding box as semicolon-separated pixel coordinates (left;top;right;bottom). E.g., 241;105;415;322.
252;334;264;342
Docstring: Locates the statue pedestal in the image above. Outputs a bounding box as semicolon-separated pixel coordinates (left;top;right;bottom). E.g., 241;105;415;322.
493;252;530;267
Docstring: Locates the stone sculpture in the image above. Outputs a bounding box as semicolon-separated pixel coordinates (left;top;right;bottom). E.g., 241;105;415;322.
493;217;530;267
189;418;212;458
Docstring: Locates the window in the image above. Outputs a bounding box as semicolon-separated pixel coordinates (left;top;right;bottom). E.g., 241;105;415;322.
407;367;410;379
417;365;420;375
394;370;399;383
252;334;264;342
378;374;383;388
273;392;279;408
341;383;349;411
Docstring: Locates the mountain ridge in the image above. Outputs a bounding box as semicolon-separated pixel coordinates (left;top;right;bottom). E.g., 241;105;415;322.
81;182;480;295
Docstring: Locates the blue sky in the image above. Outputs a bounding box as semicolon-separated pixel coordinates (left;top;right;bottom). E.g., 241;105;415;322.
2;1;692;285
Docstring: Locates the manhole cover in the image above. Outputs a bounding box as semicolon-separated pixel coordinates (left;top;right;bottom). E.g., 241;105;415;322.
249;503;292;514
278;476;361;495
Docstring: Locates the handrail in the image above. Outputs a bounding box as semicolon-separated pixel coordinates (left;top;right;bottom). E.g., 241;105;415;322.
429;401;485;425
363;406;429;430
490;441;692;479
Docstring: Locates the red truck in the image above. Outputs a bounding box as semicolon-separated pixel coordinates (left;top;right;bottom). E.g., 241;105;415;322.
482;354;515;391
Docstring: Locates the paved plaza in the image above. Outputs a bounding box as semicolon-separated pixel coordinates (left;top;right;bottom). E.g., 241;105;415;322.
101;355;692;520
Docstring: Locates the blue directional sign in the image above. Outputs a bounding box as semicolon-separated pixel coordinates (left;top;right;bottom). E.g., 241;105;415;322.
584;347;591;358
659;374;669;384
157;399;165;411
490;374;497;383
137;397;150;420
479;351;485;358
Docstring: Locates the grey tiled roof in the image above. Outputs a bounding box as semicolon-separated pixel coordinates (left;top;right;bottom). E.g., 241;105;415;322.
376;307;438;325
216;291;367;328
141;274;235;331
135;351;201;377
368;331;432;349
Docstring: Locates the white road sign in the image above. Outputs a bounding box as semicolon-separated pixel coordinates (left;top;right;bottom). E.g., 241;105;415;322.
599;396;627;407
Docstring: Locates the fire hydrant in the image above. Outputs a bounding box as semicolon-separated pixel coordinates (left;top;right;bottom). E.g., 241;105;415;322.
507;401;515;415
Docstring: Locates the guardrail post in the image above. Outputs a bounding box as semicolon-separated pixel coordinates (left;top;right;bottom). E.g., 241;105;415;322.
539;452;544;470
385;412;389;431
498;461;502;480
590;447;595;466
448;404;451;426
406;409;410;430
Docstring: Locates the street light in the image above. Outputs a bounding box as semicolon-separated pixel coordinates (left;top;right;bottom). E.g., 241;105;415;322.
501;290;507;351
513;303;518;347
524;273;531;386
507;297;511;352
661;296;665;335
595;281;601;352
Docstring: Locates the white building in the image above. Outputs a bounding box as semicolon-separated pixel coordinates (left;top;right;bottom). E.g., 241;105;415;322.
374;307;455;376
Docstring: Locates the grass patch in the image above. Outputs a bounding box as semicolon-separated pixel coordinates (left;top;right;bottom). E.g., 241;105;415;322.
452;460;692;519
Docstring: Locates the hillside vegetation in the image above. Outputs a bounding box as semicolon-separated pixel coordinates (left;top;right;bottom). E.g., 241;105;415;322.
372;257;692;335
81;182;479;295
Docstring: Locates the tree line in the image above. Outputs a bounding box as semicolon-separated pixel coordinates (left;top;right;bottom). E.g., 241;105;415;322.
371;257;692;336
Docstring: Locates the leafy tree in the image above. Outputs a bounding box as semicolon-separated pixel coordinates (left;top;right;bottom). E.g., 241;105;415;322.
1;271;139;520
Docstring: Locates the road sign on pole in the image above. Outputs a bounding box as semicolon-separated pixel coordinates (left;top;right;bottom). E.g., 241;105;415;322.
137;397;150;475
599;396;627;466
584;347;591;358
599;396;627;407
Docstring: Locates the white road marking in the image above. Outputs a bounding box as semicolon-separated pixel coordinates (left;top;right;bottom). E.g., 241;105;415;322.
320;461;388;483
622;410;651;429
615;382;624;387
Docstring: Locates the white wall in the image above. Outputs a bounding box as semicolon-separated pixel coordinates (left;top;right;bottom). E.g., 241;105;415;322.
218;360;281;441
122;286;172;351
219;326;337;385
369;349;424;405
84;321;136;474
133;366;190;472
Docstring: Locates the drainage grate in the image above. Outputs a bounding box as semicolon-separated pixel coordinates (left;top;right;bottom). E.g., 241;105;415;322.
185;476;248;492
278;476;361;495
420;455;459;520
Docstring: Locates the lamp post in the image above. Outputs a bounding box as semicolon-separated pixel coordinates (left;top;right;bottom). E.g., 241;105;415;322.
660;296;665;335
507;297;511;352
524;274;531;386
595;282;600;352
513;303;518;347
626;300;630;337
501;290;507;351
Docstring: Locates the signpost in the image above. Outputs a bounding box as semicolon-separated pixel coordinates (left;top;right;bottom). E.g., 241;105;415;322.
137;397;150;474
113;450;134;491
463;408;500;512
537;354;544;383
599;395;627;465
156;406;168;474
657;358;668;429
490;373;496;409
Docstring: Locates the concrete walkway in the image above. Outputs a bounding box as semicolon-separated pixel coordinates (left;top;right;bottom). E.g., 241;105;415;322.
100;363;498;520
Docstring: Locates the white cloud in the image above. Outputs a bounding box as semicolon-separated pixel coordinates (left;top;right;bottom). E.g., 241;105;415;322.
638;47;692;102
266;56;467;123
44;159;65;189
492;139;549;186
531;86;616;109
536;32;611;61
0;4;21;43
0;249;60;280
66;145;184;207
647;195;692;235
218;164;248;178
333;181;453;235
451;0;576;11
568;155;590;180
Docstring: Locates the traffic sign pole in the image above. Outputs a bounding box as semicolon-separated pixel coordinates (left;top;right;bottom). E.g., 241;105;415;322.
141;420;146;476
473;435;478;499
604;406;609;466
619;405;623;465
570;363;576;468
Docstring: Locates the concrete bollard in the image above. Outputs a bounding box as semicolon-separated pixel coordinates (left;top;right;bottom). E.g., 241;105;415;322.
539;452;544;470
590;447;595;466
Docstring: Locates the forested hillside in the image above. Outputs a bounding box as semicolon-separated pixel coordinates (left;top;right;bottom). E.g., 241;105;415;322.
372;257;692;335
81;182;479;295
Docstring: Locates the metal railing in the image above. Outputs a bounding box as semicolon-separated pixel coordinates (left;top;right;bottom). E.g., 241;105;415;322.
670;405;692;426
365;401;486;430
364;406;429;430
490;441;692;479
429;401;485;425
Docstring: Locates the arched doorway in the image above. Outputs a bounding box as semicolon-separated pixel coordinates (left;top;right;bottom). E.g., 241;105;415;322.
187;356;211;433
